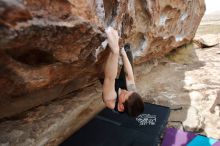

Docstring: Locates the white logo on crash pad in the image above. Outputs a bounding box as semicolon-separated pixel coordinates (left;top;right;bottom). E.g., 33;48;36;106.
136;114;157;126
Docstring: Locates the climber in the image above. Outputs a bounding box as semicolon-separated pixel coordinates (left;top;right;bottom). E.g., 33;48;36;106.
100;27;144;117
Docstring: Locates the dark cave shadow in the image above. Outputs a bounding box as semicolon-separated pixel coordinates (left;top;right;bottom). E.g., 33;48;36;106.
0;50;27;119
0;49;64;120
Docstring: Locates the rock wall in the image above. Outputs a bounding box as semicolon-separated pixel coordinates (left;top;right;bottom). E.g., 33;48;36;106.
0;0;205;118
0;83;105;146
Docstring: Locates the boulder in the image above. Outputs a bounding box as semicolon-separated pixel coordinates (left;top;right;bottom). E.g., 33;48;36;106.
0;0;205;118
194;34;219;48
0;82;105;146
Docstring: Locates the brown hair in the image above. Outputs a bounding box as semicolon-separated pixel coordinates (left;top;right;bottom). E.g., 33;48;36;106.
124;92;144;117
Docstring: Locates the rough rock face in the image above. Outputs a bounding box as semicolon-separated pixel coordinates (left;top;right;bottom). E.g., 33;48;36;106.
0;0;205;118
136;43;220;139
1;42;220;146
194;34;220;48
0;83;105;146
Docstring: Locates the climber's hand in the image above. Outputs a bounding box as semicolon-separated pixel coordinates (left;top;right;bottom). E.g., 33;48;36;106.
105;27;119;54
120;47;127;57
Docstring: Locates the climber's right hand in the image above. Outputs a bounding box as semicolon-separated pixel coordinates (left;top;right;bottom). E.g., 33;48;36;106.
105;27;119;54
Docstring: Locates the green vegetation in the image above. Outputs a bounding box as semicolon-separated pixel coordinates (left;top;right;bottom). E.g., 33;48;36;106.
166;43;197;64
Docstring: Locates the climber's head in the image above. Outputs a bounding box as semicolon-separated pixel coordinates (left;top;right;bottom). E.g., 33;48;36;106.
118;89;144;117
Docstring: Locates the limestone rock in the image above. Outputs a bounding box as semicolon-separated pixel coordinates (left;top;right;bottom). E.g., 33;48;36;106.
0;0;205;118
182;106;203;131
194;34;220;48
136;44;220;139
0;82;105;146
168;106;203;132
2;29;220;145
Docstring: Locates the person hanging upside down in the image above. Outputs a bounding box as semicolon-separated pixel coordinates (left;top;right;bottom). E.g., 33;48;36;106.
100;27;144;117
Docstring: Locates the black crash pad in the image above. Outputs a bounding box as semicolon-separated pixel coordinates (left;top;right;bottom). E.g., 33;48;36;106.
60;103;170;146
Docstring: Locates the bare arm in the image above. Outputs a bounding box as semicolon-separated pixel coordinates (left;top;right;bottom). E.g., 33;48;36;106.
121;47;136;91
103;27;119;109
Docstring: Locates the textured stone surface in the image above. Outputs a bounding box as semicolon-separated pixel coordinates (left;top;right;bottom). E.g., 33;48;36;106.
1;41;220;146
0;82;105;146
194;34;220;48
135;42;220;139
0;0;205;118
0;0;106;118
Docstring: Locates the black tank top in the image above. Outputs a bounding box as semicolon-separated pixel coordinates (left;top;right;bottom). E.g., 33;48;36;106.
114;79;127;112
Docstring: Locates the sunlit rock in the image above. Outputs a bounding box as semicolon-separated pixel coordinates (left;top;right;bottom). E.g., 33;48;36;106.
0;0;205;119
